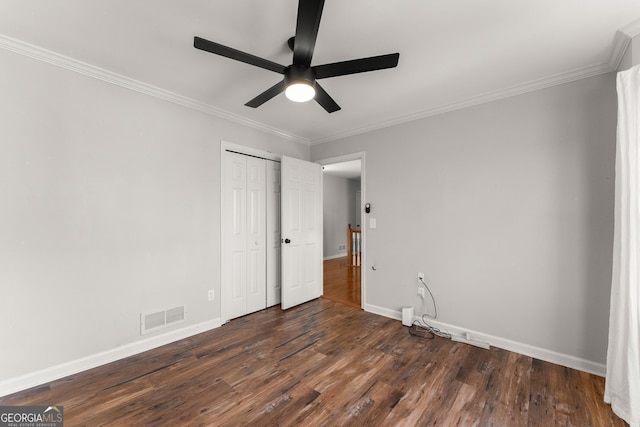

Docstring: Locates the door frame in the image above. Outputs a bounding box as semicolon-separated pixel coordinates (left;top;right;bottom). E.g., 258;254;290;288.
220;141;281;323
315;151;366;308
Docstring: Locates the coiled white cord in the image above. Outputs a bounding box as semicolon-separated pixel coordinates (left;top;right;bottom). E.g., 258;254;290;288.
415;277;451;339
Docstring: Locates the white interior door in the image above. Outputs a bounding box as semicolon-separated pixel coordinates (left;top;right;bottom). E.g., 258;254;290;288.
281;156;323;309
223;152;247;319
245;156;267;314
222;151;266;320
266;160;281;307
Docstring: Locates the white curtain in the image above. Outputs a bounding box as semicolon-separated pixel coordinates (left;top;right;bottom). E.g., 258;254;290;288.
605;64;640;427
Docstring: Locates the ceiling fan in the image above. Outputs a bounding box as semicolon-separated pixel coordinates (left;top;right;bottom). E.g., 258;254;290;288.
193;0;400;113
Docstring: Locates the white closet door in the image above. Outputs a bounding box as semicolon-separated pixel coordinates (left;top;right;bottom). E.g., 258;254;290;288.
222;151;266;320
245;156;267;313
223;152;248;319
281;156;323;310
266;161;281;307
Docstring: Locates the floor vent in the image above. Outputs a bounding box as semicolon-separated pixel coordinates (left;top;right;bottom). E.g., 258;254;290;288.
141;305;185;335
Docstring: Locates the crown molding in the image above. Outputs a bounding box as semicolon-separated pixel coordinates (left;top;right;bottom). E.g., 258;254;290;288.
0;34;310;146
610;17;640;72
0;28;628;148
312;22;637;145
311;60;616;145
608;30;632;71
620;17;640;38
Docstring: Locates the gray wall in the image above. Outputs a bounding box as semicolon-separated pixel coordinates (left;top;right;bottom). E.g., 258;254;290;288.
311;73;617;366
0;48;308;381
349;178;361;229
322;175;360;258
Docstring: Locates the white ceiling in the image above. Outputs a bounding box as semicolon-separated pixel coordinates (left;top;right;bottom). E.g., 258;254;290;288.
1;1;639;145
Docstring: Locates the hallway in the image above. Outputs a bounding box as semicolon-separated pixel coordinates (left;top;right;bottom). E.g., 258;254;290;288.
322;256;361;308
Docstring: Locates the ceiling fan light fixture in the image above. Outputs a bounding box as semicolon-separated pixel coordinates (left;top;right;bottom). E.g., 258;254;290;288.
285;81;316;102
194;1;399;113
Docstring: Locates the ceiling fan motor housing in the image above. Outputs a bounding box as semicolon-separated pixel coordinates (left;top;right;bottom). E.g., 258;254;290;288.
285;65;316;88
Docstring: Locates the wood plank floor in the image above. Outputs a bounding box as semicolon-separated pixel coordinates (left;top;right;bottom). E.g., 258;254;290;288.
0;299;626;426
323;257;361;308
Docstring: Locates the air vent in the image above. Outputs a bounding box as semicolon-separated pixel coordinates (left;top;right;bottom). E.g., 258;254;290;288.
141;305;186;335
166;306;185;324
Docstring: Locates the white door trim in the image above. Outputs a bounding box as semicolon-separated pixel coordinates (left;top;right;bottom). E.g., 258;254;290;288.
315;151;366;309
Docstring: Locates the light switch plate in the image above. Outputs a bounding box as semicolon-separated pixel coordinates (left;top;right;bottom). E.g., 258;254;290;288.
370;218;377;229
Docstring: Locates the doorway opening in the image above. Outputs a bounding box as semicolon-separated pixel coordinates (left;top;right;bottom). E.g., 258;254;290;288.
319;155;364;308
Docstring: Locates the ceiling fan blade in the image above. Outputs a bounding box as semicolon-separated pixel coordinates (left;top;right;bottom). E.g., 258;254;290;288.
194;36;286;74
245;80;286;108
313;53;400;79
292;0;325;67
314;83;341;113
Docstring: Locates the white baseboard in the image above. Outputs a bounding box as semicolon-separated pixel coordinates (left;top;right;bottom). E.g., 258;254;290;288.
364;304;606;377
364;303;402;321
323;253;347;260
0;317;223;398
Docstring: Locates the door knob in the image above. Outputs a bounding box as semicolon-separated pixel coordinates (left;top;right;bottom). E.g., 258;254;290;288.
284;238;291;244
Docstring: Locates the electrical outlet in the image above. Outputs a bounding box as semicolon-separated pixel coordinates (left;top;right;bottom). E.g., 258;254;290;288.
338;245;346;251
417;272;426;298
207;289;215;301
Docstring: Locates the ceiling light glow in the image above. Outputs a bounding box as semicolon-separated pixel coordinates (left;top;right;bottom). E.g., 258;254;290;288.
285;82;316;103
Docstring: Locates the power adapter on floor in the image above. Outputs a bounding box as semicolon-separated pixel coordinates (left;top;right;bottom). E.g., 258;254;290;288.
401;306;414;326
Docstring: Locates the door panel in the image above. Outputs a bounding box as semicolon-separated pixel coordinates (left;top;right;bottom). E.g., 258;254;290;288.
223;151;266;320
267;161;281;307
245;156;267;314
288;189;301;232
281;156;322;310
231;252;245;300
224;152;248;319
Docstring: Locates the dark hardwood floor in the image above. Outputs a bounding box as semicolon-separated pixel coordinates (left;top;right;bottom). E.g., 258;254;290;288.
0;299;626;426
323;256;361;308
